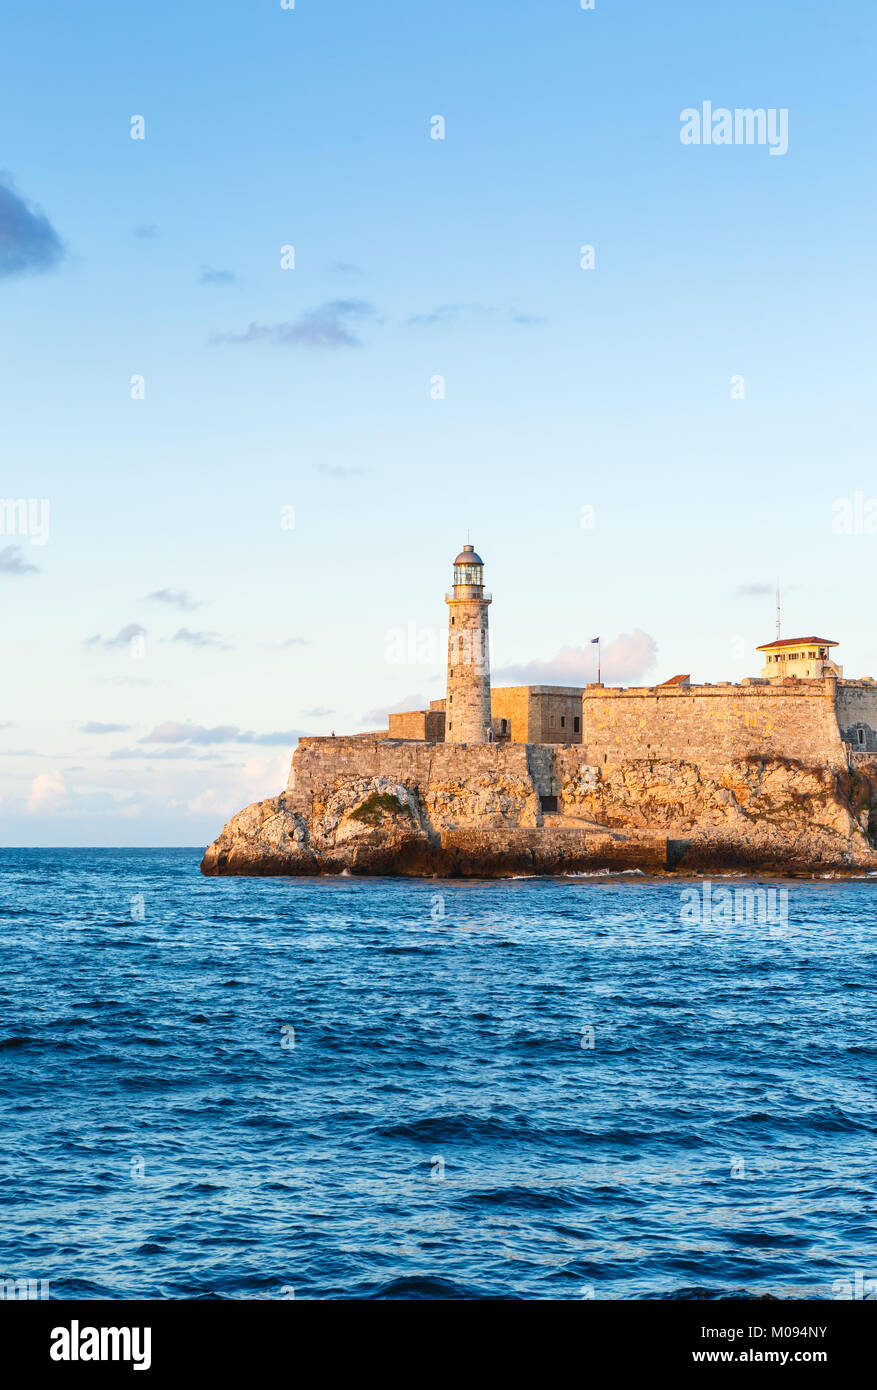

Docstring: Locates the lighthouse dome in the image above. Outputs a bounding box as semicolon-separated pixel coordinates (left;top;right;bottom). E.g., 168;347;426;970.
454;544;483;565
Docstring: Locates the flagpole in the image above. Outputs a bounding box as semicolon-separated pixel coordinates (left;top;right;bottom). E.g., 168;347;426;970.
598;638;601;687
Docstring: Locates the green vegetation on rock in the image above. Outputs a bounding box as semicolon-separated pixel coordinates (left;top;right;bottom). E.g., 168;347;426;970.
348;792;413;826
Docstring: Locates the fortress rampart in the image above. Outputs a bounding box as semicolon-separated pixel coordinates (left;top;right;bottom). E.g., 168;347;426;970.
286;677;877;837
287;737;554;818
326;680;877;803
580;677;853;766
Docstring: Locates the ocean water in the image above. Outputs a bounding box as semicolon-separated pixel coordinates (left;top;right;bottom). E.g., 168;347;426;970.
1;848;876;1301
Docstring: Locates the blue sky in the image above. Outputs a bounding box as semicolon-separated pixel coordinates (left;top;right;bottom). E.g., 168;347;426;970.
2;0;875;845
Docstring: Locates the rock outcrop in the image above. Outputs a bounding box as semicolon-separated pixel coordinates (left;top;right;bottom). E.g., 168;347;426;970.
200;742;877;878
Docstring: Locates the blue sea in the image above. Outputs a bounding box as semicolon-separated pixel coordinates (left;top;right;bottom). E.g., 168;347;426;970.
1;848;876;1301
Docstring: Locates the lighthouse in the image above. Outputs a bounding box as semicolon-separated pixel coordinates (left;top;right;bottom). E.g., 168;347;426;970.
445;543;492;743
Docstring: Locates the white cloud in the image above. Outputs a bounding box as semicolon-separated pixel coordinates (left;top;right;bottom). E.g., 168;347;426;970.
186;754;288;819
493;631;658;687
26;769;69;814
361;693;430;725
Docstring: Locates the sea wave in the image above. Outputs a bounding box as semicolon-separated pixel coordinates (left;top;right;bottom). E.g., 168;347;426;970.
0;846;874;1301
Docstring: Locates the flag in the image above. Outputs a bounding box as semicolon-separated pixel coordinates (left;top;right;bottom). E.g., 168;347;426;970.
591;636;600;644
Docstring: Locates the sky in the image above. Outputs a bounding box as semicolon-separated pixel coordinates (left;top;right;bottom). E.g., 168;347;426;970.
1;0;875;845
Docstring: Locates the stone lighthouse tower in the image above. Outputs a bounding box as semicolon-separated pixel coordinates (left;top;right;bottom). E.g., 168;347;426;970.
445;543;492;743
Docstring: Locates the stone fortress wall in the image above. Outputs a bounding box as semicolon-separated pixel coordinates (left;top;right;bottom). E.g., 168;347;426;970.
385;676;877;765
491;686;583;744
288;678;877;823
835;682;877;753
286;737;554;824
389;686;586;745
580;677;848;764
384;709;446;742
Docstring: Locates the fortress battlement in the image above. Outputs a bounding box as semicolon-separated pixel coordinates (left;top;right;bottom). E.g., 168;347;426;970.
288;673;877;817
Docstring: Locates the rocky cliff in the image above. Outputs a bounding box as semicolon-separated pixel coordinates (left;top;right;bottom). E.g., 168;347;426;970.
200;741;877;878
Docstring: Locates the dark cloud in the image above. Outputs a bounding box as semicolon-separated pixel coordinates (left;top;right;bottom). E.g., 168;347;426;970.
86;623;146;649
140;722;240;746
302;707;335;718
213;300;379;350
407;303;491;327
172;628;230;649
313;462;366;478
736;582;774;597
0;176;65;279
199;265;238;286
0;545;38;575
139;721;302;747
108;624;146;648
408;303;545;328
147;588;199;610
81;721;132;734
237;730;302;746
110;745;204;761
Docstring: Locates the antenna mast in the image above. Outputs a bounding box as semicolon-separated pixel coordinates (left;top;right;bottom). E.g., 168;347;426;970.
775;580;781;640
